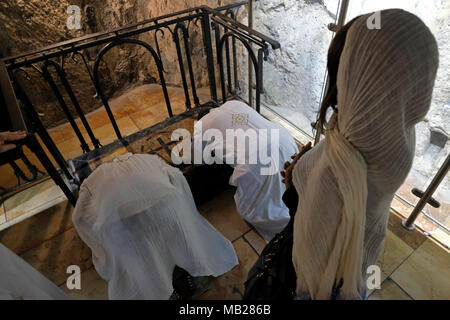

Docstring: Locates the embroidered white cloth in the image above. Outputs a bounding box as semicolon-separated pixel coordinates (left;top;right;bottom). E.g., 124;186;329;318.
194;101;298;241
72;154;238;299
0;243;69;300
292;9;439;299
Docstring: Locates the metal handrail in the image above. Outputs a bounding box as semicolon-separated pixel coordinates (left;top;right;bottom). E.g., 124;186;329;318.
403;153;450;231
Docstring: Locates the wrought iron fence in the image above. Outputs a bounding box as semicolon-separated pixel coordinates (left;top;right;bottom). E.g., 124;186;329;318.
0;2;280;205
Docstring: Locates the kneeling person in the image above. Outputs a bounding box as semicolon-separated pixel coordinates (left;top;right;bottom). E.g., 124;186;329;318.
73;154;238;299
193;101;299;241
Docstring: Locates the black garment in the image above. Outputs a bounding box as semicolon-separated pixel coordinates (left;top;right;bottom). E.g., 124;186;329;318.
243;186;298;300
282;185;299;218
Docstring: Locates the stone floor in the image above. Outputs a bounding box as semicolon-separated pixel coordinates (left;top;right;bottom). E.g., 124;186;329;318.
56;187;450;300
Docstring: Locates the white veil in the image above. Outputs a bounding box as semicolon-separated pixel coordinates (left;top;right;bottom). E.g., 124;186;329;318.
292;9;439;299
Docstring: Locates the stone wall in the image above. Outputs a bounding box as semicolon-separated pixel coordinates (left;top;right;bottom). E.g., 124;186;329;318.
1;0;448;197
345;0;450;194
234;0;336;134
245;0;449;196
0;0;238;127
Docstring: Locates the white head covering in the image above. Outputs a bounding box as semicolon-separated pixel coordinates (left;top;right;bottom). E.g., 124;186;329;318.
72;154;238;299
292;9;439;299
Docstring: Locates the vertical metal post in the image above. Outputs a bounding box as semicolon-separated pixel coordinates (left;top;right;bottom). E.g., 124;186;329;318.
225;32;233;94
92;82;123;140
232;36;239;91
248;0;254;107
182;27;200;107
403;153;450;230
337;0;350;29
41;65;91;153
173;25;192;109
214;23;227;104
201;9;218;103
26;134;77;206
227;10;239;92
42;61;100;149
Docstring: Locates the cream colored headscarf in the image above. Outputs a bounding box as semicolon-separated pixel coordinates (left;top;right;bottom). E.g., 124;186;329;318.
292;9;439;300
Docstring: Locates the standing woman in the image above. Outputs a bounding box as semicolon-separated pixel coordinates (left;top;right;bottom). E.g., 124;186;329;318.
289;9;439;299
0;130;69;299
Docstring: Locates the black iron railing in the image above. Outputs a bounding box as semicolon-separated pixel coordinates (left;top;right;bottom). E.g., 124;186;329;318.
0;2;280;205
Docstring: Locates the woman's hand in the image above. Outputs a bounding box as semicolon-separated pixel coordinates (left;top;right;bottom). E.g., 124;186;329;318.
0;131;27;153
281;141;312;189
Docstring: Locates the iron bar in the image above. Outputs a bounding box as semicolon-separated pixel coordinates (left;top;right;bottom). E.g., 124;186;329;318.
71;52;98;97
214;23;227;103
93;38;173;125
8;157;39;182
232;33;239;91
154;29;166;72
314;0;349;146
42;60;100;149
223;23;233;94
395;193;450;234
403;153;450;230
1;2;281;207
4;12;203;70
173;23;192;109
11;74;75;181
256;48;264;113
226;9;239;93
248;0;254;108
41;61;91;153
208;6;279;49
211;15;266;48
181;25;200;107
218;32;259;109
2;4;253;69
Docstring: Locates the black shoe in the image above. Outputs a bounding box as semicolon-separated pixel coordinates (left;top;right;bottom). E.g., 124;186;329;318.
172;266;211;299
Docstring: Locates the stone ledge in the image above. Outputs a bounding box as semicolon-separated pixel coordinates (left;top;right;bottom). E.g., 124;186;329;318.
0;199;74;255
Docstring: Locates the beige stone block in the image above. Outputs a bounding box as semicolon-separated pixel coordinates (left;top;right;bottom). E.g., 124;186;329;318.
199;188;251;242
391;239;450;300
20;228;93;287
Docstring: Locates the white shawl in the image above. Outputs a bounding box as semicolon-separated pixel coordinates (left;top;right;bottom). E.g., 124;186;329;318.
292;9;439;299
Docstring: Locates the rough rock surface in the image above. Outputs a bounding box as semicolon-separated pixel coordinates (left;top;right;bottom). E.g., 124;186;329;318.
246;0;449;202
250;0;336;126
0;0;237;127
